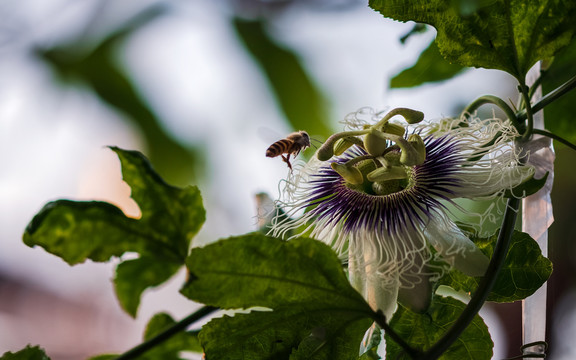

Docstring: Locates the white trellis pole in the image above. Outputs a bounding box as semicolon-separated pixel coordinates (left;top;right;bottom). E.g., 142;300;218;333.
521;62;555;356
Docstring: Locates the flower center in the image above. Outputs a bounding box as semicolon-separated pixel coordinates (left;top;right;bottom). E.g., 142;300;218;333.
318;108;427;197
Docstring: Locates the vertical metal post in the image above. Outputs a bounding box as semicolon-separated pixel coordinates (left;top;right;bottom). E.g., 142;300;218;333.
521;62;555;357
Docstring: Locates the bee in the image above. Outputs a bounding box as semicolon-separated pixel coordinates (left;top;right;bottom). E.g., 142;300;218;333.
266;131;311;170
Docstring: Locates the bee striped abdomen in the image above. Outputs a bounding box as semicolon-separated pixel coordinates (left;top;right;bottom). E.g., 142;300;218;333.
266;139;294;158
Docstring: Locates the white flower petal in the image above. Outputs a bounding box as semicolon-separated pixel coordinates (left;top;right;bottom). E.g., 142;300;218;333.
449;163;534;198
424;211;489;277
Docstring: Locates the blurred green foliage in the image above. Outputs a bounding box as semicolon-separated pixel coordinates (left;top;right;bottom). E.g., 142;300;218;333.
234;18;333;140
542;39;576;144
36;6;201;186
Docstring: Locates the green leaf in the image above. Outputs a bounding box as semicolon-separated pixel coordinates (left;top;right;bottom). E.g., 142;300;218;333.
181;233;369;311
385;296;493;360
24;147;206;317
23;200;143;265
370;0;576;80
542;38;576;144
439;230;552;302
0;346;50;360
88;356;117;360
390;40;467;88
183;234;374;359
114;258;182;316
234;18;332;140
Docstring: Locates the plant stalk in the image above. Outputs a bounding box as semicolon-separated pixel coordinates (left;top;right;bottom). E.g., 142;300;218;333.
114;306;218;360
419;197;521;360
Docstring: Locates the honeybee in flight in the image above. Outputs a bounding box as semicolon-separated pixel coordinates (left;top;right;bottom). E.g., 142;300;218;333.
266;130;311;170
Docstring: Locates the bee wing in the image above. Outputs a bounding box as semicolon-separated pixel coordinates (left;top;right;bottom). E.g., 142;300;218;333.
258;127;285;144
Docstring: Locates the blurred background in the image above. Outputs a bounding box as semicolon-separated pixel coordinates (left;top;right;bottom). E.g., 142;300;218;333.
0;0;575;359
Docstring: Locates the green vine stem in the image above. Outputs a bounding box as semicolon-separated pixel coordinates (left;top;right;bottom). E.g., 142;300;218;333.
517;74;576;121
113;306;218;360
532;129;576;151
420;197;521;360
461;95;524;133
518;82;535;141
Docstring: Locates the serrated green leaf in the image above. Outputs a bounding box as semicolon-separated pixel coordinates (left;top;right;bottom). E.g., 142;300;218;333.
184;234;374;359
111;147;205;256
385;296;493;360
390;40;466;88
370;0;576;80
24;147;206;317
201;308;371;360
114;258;182;317
234;18;332;140
181;234;370;311
23;200;143;265
0;346;50;360
439;230;552;302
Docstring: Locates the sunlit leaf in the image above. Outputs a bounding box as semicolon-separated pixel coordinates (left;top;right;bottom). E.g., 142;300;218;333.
181;234;368;310
370;0;576;80
182;234;374;359
0;346;50;360
385;296;493;360
234;19;332;140
439;230;552;302
390;39;467;88
24;148;205;317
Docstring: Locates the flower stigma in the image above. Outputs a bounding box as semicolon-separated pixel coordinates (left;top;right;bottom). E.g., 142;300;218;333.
270;107;535;319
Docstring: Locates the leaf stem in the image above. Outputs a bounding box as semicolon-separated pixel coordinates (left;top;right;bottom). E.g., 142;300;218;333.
420;197;521;360
518;82;534;141
461;95;523;133
113;306;218;360
517;74;576;121
532;129;576;151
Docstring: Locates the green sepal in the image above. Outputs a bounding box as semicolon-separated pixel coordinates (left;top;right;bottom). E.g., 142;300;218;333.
385;296;493;360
